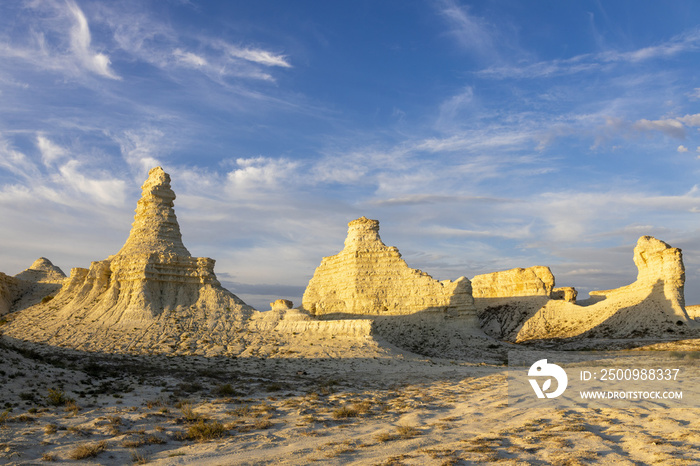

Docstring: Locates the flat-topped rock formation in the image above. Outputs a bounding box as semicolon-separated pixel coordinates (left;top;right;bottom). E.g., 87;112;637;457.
484;236;695;342
302;216;476;319
472;266;555;299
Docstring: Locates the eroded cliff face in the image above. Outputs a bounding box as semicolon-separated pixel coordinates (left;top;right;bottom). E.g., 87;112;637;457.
302;216;476;319
3;167;255;354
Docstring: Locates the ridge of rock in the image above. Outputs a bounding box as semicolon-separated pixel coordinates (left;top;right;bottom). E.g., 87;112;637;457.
485;236;694;343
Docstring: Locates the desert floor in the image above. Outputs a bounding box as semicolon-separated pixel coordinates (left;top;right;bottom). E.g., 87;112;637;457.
1;337;700;466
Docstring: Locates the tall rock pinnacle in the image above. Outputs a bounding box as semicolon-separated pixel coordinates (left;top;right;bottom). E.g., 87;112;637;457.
2;167;253;352
116;166;190;257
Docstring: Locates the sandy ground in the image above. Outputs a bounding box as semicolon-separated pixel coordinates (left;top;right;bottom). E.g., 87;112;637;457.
2;337;700;466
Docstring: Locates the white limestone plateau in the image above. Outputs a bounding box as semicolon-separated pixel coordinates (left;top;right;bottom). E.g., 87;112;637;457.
302;216;477;319
480;236;696;342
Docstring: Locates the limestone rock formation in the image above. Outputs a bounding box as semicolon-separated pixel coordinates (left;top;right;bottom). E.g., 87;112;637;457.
14;257;66;284
551;287;577;303
302;216;477;319
471;266;555;299
0;273;22;315
0;258;65;314
3;167;254;354
486;236;694;342
270;299;294;311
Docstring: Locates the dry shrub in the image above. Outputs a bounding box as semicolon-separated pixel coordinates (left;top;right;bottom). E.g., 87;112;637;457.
68;440;107;460
183;420;227;442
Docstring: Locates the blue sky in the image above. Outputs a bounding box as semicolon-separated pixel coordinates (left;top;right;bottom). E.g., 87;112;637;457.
2;0;700;310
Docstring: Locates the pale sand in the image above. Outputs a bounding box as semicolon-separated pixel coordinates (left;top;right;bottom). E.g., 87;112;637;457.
2;337;700;465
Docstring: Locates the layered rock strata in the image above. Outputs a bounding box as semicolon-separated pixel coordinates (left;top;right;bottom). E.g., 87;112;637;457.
302;216;477;320
471;266;555;299
484;236;695;342
3;167;254;352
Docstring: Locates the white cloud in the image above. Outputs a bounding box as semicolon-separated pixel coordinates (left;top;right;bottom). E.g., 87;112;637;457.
0;138;40;181
226;156;300;194
55;160;126;207
632;118;686;138
65;0;119;79
222;44;291;68
173;48;208;68
437;0;498;58
116;129;164;175
480;28;700;79
36;135;66;165
678;145;689;153
0;0;119;80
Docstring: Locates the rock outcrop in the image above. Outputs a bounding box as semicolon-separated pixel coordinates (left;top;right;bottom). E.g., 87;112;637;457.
302;217;477;319
485;236;694;342
471;266;555;299
3;167;255;354
14;257;66;284
0;273;22;315
0;258;65;315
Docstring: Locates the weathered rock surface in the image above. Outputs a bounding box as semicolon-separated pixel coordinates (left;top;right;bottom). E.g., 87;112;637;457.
0;273;22;315
472;266;555;299
551;287;577;303
270;299;294;311
483;236;695;342
302;217;477;319
0;258;65;315
3;167;255;353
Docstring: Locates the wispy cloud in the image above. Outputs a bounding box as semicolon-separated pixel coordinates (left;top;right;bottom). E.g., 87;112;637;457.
437;0;500;59
479;29;700;79
0;0;118;80
65;0;119;79
601;113;700;140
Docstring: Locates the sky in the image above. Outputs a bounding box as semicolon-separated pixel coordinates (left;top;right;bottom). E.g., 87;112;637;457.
2;0;700;310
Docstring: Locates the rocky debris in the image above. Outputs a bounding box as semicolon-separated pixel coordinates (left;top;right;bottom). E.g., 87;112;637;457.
3;167;254;354
302;216;477;321
471;266;555;299
511;236;694;342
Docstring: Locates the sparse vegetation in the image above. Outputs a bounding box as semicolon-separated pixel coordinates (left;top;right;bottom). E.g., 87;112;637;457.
182;419;227;442
68;440;107;460
213;383;240;397
46;388;73;407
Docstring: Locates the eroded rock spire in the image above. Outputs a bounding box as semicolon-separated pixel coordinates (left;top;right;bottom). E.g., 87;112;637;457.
116;166;190;257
